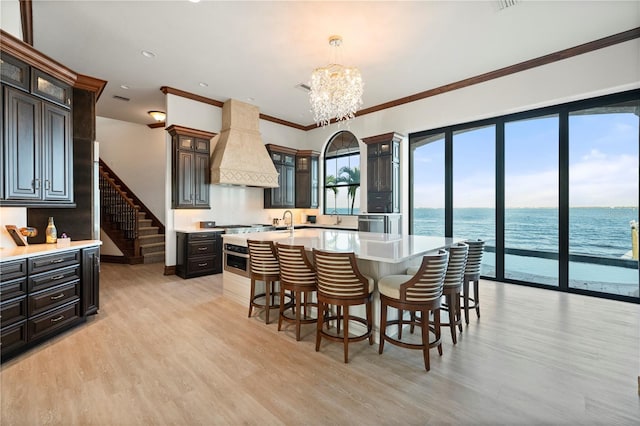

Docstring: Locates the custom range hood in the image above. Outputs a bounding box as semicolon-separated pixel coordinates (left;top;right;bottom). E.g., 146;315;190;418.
210;99;279;188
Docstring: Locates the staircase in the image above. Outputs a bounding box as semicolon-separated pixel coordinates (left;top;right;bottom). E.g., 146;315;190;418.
99;159;165;264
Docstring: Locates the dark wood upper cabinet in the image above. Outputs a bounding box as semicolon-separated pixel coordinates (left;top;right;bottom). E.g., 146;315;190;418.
295;150;319;209
167;125;215;209
264;144;296;209
3;86;73;205
1;47;75;207
363;132;403;213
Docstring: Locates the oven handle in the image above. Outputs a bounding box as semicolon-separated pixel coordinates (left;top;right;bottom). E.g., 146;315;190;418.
223;250;250;259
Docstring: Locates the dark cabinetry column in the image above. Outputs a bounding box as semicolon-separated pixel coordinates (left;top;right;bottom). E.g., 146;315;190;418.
264;144;297;209
167;125;215;209
363;132;404;213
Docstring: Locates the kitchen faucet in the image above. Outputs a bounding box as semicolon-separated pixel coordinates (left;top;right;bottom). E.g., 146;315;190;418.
282;210;294;232
330;209;342;225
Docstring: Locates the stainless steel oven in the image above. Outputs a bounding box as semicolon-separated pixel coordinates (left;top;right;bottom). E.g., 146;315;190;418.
223;243;250;277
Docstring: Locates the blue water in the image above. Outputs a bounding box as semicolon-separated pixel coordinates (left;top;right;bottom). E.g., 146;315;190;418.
413;207;638;258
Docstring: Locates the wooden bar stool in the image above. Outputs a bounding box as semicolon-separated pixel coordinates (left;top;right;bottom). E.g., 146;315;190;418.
440;242;468;344
275;242;317;341
313;249;374;363
378;250;449;371
462;239;485;324
247;239;288;324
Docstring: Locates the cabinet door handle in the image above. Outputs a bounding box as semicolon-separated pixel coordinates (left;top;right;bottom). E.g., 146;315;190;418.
44;180;51;190
50;293;65;300
50;315;65;323
50;275;65;281
32;179;41;189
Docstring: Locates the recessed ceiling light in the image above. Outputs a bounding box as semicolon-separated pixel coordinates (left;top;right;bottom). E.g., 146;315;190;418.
141;50;156;58
189;0;201;3
247;97;255;102
199;82;208;87
120;85;130;90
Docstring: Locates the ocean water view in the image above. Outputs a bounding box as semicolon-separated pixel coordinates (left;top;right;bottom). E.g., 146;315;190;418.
413;207;638;258
413;207;639;298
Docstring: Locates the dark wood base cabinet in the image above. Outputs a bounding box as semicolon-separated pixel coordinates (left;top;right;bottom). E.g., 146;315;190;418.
0;245;100;361
176;232;223;279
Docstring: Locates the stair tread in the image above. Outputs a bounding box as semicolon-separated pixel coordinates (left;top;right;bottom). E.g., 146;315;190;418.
139;242;165;248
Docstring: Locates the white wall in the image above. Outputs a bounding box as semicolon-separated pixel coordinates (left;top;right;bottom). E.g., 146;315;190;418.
0;208;27;248
96;117;166;223
0;0;22;40
93;38;639;266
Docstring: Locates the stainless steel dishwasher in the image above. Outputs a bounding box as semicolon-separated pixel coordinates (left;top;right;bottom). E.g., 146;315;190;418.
358;214;401;234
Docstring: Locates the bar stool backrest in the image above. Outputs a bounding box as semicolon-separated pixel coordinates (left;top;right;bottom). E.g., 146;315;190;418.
443;243;469;288
276;243;315;286
464;239;485;276
400;249;449;302
313;250;368;298
247;239;279;277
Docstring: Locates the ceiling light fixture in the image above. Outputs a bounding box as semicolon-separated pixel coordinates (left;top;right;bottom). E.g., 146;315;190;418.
148;111;166;122
309;35;363;127
141;50;156;58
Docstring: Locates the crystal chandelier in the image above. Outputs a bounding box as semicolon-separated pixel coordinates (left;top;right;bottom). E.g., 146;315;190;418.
309;35;363;127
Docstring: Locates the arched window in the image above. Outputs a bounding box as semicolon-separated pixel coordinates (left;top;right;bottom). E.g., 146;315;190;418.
324;131;361;215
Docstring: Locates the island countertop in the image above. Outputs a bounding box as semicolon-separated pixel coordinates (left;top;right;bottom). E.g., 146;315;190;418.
222;228;458;264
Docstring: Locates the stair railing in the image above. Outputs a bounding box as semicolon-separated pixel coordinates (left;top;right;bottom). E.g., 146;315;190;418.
99;167;140;256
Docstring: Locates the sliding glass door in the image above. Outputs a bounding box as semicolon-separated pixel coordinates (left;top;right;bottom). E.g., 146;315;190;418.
504;115;559;285
411;133;445;237
452;125;496;278
568;100;639;297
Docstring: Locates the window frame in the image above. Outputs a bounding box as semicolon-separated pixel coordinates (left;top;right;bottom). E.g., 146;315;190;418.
323;131;361;216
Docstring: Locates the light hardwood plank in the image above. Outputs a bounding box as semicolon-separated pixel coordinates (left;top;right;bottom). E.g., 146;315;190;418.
1;263;638;425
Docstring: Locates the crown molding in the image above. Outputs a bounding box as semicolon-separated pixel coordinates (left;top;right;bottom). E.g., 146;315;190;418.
164;27;640;132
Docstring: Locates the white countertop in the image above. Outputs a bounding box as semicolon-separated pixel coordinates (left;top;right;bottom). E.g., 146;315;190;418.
222;229;458;264
298;223;358;230
0;240;102;262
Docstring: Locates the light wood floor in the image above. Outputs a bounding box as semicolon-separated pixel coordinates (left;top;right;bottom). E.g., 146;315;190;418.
1;263;639;425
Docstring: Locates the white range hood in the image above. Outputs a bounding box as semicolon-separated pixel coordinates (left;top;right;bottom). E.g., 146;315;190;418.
210;99;279;188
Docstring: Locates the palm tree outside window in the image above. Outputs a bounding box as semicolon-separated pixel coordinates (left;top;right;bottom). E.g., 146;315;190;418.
324;131;361;215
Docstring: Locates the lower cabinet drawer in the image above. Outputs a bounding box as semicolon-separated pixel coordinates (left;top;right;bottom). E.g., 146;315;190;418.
1;320;27;356
186;257;216;275
28;281;80;317
187;241;215;256
29;265;80;293
0;277;27;302
0;297;27;328
28;250;80;275
28;301;80;342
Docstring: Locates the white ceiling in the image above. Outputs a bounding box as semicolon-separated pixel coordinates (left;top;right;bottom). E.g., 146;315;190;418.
27;1;640;127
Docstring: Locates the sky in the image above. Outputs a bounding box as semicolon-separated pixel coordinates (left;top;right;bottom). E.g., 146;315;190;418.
412;110;639;209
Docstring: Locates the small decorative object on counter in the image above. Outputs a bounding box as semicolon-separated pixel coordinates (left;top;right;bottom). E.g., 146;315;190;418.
56;232;71;248
5;225;28;246
45;217;57;243
19;226;38;238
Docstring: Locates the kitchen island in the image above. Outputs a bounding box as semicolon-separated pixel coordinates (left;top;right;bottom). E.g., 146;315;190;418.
222;228;460;338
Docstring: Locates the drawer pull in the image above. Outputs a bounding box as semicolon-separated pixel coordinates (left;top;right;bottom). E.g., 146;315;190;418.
198;247;208;251
50;293;66;300
50;315;65;323
50;275;65;281
50;258;65;264
198;263;208;267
